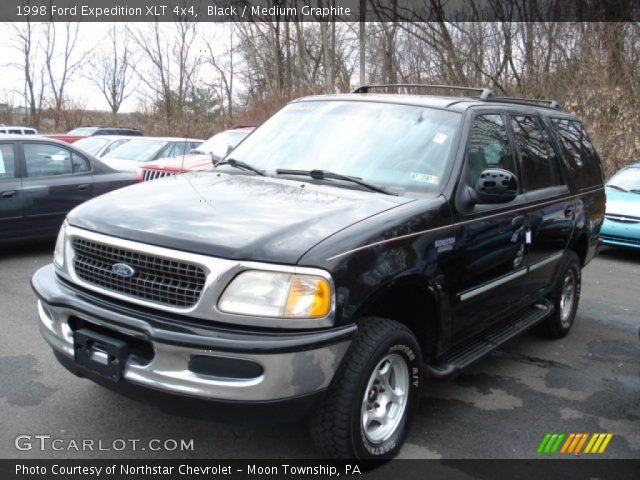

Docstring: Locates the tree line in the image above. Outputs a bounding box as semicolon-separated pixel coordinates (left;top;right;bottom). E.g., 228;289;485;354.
7;17;640;176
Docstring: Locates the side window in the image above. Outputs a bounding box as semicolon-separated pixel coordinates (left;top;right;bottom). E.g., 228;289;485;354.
72;152;90;173
0;143;17;179
103;139;128;156
466;114;517;184
171;142;189;157
157;143;175;159
24;143;75;177
510;115;562;191
551;118;603;189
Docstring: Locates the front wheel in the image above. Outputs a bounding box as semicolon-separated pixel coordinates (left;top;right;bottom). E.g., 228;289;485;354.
309;317;423;459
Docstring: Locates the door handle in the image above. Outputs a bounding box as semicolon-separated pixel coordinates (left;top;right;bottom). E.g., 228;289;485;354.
512;215;526;229
77;184;90;192
1;190;16;198
564;204;575;217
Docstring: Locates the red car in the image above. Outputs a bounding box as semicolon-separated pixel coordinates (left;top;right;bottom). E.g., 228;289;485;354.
138;126;254;181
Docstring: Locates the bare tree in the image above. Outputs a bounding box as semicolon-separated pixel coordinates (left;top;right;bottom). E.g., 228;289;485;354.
205;25;237;119
43;21;83;129
132;21;201;121
88;25;134;115
10;21;46;127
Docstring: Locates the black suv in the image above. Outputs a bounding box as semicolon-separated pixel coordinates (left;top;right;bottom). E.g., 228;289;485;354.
32;85;605;459
67;126;143;136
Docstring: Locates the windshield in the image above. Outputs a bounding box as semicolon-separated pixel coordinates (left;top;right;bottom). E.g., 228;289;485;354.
68;127;98;135
103;140;167;162
196;131;249;157
74;137;109;155
228;100;460;194
608;167;640;192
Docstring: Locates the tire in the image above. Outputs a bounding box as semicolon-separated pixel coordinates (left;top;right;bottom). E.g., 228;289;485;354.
540;251;582;338
309;317;423;459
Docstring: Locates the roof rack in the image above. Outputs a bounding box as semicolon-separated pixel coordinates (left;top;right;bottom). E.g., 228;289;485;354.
487;96;562;110
353;83;562;110
353;84;495;100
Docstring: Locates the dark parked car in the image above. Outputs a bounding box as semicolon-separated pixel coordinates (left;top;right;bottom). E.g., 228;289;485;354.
31;85;605;459
0;135;137;243
46;126;143;145
68;126;143;137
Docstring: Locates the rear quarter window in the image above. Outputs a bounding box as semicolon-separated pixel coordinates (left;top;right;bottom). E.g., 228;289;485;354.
550;118;603;190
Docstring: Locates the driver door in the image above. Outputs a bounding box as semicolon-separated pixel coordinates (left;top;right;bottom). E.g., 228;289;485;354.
449;113;532;340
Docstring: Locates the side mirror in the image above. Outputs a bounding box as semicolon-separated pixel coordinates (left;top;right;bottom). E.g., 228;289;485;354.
470;168;519;204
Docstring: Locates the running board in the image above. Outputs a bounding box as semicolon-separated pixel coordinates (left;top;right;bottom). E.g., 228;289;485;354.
426;299;554;380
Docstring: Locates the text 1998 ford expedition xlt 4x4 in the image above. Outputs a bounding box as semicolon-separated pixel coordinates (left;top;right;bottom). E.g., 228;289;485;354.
32;85;605;459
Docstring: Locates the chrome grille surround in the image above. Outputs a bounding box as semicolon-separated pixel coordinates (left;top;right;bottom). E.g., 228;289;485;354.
59;225;336;329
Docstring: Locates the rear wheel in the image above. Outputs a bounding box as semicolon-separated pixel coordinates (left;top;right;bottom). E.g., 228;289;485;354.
540;251;581;338
309;317;422;459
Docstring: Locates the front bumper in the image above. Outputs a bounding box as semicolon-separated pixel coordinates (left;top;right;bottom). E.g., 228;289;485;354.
601;219;640;249
32;264;354;403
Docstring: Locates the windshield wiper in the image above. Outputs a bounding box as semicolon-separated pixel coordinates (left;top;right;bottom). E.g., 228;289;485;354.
190;149;207;155
607;184;627;192
215;158;266;176
276;169;395;195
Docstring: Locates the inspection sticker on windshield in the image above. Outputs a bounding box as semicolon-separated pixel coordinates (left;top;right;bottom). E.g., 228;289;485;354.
433;133;448;144
410;172;439;184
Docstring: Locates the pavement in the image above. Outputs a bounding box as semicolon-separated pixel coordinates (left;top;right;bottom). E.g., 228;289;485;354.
1;242;638;460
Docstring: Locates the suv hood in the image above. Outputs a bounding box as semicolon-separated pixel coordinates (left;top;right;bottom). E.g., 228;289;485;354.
67;172;413;264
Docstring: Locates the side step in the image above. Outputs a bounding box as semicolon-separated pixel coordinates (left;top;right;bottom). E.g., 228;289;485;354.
426;299;554;380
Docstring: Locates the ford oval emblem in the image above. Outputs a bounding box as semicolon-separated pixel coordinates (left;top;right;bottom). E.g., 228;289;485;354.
112;263;135;278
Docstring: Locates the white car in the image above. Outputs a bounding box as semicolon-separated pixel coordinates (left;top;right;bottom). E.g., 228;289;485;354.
101;137;204;172
0;125;38;135
72;136;133;158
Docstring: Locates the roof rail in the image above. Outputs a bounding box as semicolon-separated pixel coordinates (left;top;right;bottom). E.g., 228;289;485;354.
353;84;495;100
485;96;562;110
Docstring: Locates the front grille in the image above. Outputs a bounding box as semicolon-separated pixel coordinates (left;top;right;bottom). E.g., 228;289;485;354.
605;213;640;224
601;234;640;246
141;169;175;181
72;238;206;308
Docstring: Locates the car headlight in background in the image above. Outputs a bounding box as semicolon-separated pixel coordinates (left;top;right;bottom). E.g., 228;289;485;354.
53;222;67;268
218;270;332;319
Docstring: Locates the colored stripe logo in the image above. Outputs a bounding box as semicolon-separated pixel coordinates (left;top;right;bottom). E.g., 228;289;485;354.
537;433;613;454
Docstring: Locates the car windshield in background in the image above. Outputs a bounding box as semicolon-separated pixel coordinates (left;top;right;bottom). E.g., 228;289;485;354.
608;167;640;192
103;140;166;162
228;101;460;194
73;137;109;155
68;127;98;135
195;131;248;157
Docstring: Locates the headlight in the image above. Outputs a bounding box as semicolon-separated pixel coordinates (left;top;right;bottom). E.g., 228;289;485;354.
53;222;67;268
218;270;332;319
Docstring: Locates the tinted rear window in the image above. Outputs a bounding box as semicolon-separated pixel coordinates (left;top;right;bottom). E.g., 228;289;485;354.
510;115;562;191
550;118;603;190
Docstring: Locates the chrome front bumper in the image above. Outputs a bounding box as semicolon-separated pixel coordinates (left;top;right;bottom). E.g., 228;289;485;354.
33;264;354;402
